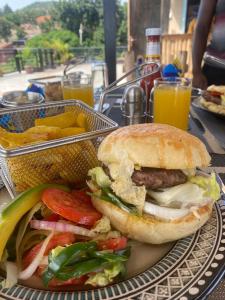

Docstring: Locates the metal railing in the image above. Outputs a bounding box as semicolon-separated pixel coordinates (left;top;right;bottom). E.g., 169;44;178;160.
0;46;127;75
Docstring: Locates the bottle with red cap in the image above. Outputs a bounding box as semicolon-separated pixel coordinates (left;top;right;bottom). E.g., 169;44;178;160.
140;27;162;118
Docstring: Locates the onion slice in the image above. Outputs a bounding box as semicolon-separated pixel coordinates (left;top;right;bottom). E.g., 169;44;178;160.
19;231;54;280
30;220;96;238
143;202;190;221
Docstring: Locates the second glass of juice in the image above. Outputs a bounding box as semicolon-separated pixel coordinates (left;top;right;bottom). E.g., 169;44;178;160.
153;78;191;130
62;74;94;107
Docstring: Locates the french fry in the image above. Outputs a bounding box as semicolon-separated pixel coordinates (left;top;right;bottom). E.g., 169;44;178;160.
26;126;61;140
2;132;49;148
58;127;85;138
35;111;77;128
76;112;87;129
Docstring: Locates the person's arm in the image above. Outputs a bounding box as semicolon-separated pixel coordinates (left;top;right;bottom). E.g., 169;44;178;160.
192;0;217;89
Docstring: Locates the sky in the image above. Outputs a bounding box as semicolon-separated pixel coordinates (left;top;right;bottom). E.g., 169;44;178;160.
0;0;127;11
0;0;56;10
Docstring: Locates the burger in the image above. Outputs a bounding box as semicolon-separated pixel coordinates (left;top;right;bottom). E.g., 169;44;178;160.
200;85;225;115
87;123;220;244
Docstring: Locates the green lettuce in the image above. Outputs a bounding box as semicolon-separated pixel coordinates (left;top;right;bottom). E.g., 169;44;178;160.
85;261;125;287
189;173;220;201
88;167;111;188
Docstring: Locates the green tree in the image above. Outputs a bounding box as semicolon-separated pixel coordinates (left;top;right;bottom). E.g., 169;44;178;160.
0;17;12;41
3;4;13;15
16;27;26;40
116;1;127;45
56;0;100;44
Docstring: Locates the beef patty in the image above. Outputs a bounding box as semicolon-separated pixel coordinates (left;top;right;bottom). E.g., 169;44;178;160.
202;91;221;105
131;167;187;189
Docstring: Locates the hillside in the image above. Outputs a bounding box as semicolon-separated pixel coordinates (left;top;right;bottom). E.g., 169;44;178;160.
16;1;55;16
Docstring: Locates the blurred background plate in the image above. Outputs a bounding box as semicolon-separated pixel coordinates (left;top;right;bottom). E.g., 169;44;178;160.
192;97;225;120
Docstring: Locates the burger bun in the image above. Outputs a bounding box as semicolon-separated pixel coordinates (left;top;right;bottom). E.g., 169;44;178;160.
92;197;213;244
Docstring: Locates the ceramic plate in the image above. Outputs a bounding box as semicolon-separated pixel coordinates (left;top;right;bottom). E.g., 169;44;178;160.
0;184;225;300
192;97;225;120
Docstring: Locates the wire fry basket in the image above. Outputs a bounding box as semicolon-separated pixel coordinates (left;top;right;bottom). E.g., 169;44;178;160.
0;100;118;196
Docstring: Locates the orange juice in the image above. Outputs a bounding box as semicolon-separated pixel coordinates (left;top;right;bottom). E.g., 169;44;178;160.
154;85;191;130
62;85;94;107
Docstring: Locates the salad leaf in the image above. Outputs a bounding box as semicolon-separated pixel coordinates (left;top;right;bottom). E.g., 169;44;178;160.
91;187;139;215
55;258;108;281
91;247;130;262
85;261;125;287
42;241;97;286
90;216;111;235
88;167;111;188
190;173;220;201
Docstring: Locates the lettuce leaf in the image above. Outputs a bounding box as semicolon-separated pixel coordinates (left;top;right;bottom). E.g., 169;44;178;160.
189;173;220;201
85;261;125;287
88;167;111;188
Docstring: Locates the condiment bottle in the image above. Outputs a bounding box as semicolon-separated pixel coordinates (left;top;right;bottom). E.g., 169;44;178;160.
145;27;161;63
140;28;162;118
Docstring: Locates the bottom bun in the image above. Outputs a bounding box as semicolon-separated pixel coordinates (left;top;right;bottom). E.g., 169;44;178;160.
91;197;213;244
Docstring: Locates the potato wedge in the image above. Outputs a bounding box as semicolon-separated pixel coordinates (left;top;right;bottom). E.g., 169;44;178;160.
35;111;76;128
1;132;49;148
26;126;61;140
76;112;87;129
58;127;85;138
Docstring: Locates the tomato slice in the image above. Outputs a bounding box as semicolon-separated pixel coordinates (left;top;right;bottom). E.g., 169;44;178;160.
44;213;61;222
98;237;128;251
71;189;92;206
23;232;75;269
42;188;102;226
49;275;87;287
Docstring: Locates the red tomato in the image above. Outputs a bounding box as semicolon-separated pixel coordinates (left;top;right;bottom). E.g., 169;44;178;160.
98;237;127;251
44;213;61;222
42;188;102;226
49;275;87;287
23;232;75;269
71;189;92;205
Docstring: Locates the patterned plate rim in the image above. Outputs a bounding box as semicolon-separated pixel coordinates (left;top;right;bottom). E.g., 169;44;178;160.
0;188;225;300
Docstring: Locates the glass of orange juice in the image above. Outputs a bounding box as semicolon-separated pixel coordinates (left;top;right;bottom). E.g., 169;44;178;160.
62;74;94;107
153;77;192;130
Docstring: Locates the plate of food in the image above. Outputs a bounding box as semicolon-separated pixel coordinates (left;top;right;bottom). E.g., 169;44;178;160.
0;124;225;300
192;85;225;119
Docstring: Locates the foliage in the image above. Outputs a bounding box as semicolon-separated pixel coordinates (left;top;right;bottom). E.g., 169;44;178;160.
26;30;79;48
0;0;127;50
0;17;12;41
16;28;27;40
23;30;79;64
55;0;100;42
0;5;12;17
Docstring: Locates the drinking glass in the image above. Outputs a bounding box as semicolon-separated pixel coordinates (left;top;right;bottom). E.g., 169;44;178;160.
62;73;94;107
153;77;192;130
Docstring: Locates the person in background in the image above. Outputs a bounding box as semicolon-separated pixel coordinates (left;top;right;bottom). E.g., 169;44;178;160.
192;0;225;89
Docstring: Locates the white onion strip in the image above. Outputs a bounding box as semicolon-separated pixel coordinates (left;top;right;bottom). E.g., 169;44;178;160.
19;231;54;280
144;202;190;221
30;220;96;238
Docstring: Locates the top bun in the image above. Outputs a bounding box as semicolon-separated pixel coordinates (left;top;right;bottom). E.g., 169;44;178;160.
98;123;210;169
207;85;225;93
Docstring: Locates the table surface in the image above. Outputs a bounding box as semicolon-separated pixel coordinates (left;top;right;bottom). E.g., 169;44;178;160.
104;98;225;300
